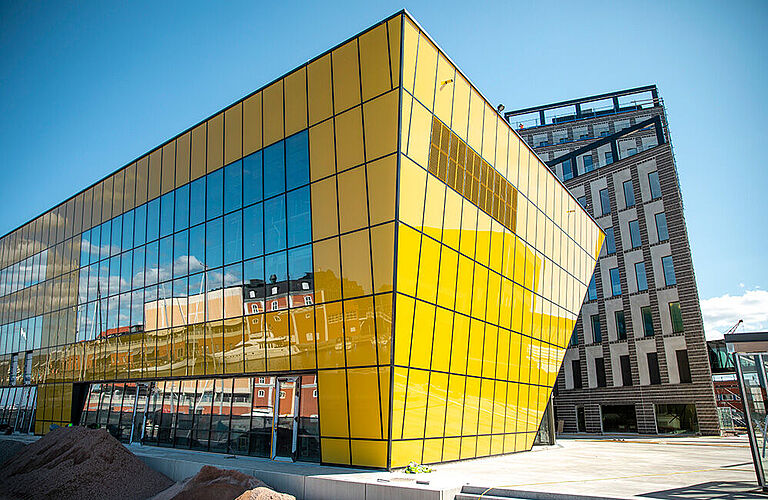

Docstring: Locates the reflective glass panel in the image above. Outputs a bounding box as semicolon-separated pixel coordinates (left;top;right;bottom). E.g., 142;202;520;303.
264;196;287;254
264;142;286;199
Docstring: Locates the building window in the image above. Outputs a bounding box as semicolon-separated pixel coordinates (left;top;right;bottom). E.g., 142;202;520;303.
595;357;607;387
649;171;662;199
583;155;594;173
604;151;614;165
304;295;313;305
655;212;669;242
629;219;642;249
669;301;684;333
599;188;611;215
279;390;286;399
620;355;633;386
577;195;587;208
615;310;627;340
588;274;598;301
562;159;574;181
676;350;692;383
623;180;635;208
647;352;662;385
572;359;583;389
642;306;654;336
600;130;610;137
635;262;648;291
313;389;318;397
591;314;602;343
610;267;622;296
569;328;578;347
627;147;638;156
258;377;265;384
538;140;548;147
605;227;616;254
662;255;676;286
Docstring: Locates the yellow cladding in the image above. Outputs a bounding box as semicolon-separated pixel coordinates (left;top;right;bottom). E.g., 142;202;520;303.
29;12;601;471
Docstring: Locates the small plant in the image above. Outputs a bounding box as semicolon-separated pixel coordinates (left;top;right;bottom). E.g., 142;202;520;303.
403;461;433;474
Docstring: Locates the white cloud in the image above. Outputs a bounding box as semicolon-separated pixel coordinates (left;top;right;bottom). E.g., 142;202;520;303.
701;289;768;340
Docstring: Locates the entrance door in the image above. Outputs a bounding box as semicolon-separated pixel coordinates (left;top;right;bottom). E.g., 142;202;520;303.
271;376;300;461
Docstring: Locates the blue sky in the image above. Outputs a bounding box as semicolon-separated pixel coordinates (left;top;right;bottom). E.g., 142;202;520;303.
1;1;766;336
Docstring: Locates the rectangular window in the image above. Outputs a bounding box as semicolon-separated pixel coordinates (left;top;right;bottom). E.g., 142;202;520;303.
642;306;654;336
605;227;616;255
577;195;587;208
655;212;669;242
569;328;578;347
620;355;632;386
587;274;598;301
662;255;676;286
647;352;662;385
610;267;621;296
604;151;613;165
676;350;692;383
583;155;594;173
591;314;602;343
669;301;684;333
623;180;635;207
599;188;611;215
572;360;582;389
635;262;648;291
649;171;662;199
595;357;607;387
615;310;627;340
629;219;642;249
562;159;574;181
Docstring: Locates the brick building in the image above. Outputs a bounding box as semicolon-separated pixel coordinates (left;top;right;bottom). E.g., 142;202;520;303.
505;86;720;435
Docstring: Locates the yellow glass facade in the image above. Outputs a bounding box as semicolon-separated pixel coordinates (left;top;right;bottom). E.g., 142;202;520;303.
0;11;601;469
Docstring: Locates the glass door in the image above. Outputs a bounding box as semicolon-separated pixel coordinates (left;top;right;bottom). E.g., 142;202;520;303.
271;376;300;461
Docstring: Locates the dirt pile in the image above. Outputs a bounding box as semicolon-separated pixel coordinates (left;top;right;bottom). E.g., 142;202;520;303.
150;466;294;500
0;426;173;500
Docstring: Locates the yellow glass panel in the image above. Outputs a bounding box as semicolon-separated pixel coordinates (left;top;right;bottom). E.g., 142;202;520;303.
476;434;491;458
351;440;387;468
161;141;175;195
401;16;419;94
379;365;390;435
475;213;491;267
190;123;207;181
443;436;460;461
481;105;496;164
411;301;435;370
442;188;462;250
223;319;243;374
307;53;333;126
398;156;426;229
318;369;349;438
459;199;477;259
492;379;507;434
366;155;396;225
316;301;344;368
425;371;447;439
344;296;376;367
176;132;190;187
359;23;391;101
387;16;401;87
244;315;265;373
406;99;432;169
332;39;361;114
471;264;488;320
309;119;335;181
348;367;383;439
243;92;263;156
393;294;414;366
147;150;161;201
224;102;243;165
290;306;316;370
486;271;501;326
499;278;513;330
391;439;423;469
451;74;470;141
313;237;342;303
205;321;223;376
395;224;420;298
467;90;484;154
517;148;530;197
337;165;368;233
416;236;440;304
482;325;498;379
263;81;284;147
401;95;412;155
455;254;473;316
284;67;307;137
322;438;350;465
335;106;364;172
433;55;455;126
489;221;504;273
467;318;484;377
506;133;519;186
370;222;394;293
363;89;398;161
422;175;445;241
413;34;437;111
462;377;480;435
403;368;428;439
391;366;407;439
207;113;224;173
341;229;373;298
374;294;393;364
311;177;338;241
436;245;458;309
431;308;452;373
478;378;494;436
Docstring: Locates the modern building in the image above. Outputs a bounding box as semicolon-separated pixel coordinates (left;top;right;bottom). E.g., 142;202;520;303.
505;86;720;435
0;11;602;469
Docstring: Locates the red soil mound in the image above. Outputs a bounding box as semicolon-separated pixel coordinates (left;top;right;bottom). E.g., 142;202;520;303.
0;426;173;500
